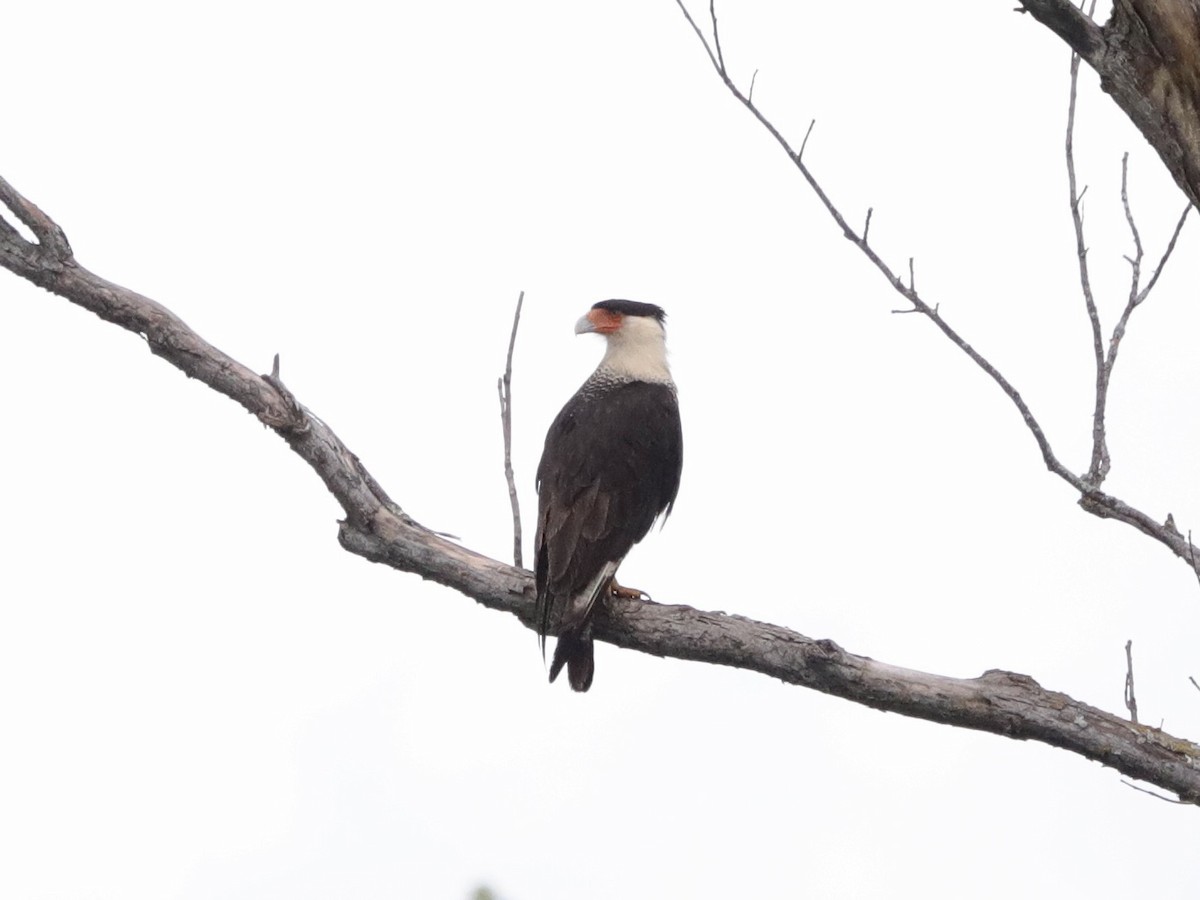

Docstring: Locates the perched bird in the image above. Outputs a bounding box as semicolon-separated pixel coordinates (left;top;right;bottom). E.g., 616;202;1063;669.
534;299;683;691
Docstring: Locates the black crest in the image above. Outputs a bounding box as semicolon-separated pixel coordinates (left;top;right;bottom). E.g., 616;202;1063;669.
592;299;667;324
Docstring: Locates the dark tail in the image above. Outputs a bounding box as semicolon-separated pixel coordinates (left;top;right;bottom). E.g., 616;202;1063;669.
549;624;594;692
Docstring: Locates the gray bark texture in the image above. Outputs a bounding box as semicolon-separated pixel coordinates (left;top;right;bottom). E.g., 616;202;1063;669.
1020;0;1200;208
1;173;1198;803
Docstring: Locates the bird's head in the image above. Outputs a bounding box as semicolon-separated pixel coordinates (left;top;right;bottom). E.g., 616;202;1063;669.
576;299;672;384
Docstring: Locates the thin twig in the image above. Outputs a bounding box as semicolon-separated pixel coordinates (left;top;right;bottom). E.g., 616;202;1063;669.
1093;159;1191;492
862;207;873;244
1120;152;1144;295
1137;202;1191;304
498;291;525;568
709;0;725;73
1189;675;1199;693
1120;780;1190;804
1103;167;1187;390
798;119;815;162
1105;155;1147;369
1124;639;1139;724
674;0;1083;492
1066;25;1108;486
673;0;1200;580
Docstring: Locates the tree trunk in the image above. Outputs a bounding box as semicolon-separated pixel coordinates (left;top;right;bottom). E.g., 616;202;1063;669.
1020;0;1200;207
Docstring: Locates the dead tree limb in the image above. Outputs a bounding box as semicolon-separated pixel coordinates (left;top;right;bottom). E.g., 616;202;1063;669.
1016;0;1200;210
2;172;1199;802
673;0;1199;580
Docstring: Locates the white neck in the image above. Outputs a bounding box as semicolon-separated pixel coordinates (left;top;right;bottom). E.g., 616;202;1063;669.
596;315;673;384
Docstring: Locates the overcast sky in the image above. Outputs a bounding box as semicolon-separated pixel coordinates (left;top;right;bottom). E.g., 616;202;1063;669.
3;1;1199;898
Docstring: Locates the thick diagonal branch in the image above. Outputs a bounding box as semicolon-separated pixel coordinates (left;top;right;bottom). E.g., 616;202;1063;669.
3;175;1199;801
1017;0;1200;210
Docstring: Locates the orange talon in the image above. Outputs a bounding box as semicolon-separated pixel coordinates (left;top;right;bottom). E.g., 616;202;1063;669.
609;577;650;602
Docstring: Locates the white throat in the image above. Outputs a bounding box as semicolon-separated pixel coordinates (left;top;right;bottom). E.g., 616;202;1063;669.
596;315;673;384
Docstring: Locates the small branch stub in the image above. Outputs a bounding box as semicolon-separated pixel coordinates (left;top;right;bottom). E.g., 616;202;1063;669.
1124;639;1138;724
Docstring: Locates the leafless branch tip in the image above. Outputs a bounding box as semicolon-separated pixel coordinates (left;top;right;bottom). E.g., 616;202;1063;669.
498;291;525;569
798;120;816;161
708;0;725;73
1120;780;1190;803
1124;639;1138;724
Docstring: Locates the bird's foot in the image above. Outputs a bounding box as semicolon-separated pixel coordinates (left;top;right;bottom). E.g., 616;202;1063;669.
609;578;651;602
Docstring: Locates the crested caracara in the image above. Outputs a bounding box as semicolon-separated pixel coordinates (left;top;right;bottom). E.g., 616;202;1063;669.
535;299;683;691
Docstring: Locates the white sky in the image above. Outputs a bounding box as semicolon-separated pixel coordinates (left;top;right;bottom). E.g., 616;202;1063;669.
3;1;1199;898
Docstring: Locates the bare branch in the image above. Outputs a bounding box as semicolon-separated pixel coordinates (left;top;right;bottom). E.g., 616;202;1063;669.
1121;780;1192;804
708;0;725;73
1019;0;1200;210
675;0;1081;493
1120;153;1145;292
2;170;1199;802
798;119;815;161
1124;639;1139;724
1076;490;1200;569
1089;155;1190;491
1066;39;1108;485
0;175;71;260
1015;0;1105;62
346;512;1200;803
1138;202;1191;304
498;291;525;569
676;0;722;74
675;0;1200;580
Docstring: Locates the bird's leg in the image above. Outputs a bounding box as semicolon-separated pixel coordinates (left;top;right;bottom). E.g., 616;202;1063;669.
609;576;650;602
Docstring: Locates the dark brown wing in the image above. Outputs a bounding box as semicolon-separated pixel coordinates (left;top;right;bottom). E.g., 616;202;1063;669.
534;379;683;656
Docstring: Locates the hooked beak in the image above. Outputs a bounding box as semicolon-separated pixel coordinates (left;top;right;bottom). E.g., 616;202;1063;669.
574;307;622;335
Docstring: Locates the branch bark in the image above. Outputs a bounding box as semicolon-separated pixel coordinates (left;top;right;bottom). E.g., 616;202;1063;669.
2;172;1199;802
1017;0;1200;209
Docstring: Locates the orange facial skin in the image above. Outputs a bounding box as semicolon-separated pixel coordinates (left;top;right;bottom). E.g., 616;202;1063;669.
585;307;624;334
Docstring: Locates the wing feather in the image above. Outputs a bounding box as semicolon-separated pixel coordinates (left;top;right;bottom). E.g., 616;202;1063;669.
534;380;682;652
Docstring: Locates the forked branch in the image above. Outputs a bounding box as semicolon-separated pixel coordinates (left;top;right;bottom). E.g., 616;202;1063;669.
676;0;1080;493
1066;25;1192;489
674;0;1199;579
2;164;1198;799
